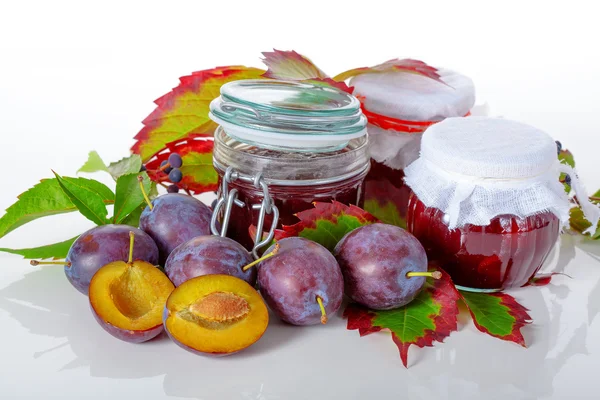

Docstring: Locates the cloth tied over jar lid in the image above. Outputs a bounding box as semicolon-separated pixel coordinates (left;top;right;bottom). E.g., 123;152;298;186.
351;68;475;123
404;116;600;232
350;69;476;170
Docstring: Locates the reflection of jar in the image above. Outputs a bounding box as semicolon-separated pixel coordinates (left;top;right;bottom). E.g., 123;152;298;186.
209;80;369;254
404;117;599;291
351;69;475;220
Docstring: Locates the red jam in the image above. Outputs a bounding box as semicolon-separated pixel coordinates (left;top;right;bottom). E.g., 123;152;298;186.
406;193;560;290
219;175;365;250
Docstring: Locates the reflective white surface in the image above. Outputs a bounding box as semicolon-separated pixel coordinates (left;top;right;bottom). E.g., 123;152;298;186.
1;223;600;399
1;0;600;398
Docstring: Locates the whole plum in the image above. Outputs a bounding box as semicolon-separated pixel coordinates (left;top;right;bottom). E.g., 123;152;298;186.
139;193;213;264
65;225;159;294
257;237;344;326
334;223;428;310
165;235;255;286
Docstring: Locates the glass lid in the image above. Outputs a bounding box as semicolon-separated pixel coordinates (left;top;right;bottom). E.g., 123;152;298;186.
209;79;367;151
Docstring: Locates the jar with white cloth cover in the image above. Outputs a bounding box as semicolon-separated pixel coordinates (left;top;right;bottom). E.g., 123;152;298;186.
404;117;600;291
351;69;475;221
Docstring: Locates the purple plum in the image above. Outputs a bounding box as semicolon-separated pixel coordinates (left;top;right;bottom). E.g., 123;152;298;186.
139;193;213;264
257;237;344;326
65;225;159;295
165;235;255;286
334;223;428;310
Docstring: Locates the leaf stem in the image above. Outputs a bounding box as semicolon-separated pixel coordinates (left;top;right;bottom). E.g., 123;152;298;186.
242;243;280;271
406;271;442;279
316;296;327;324
137;175;153;210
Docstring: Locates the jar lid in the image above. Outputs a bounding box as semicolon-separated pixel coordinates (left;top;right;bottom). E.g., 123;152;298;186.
404;117;600;230
209;79;368;151
351;69;475;122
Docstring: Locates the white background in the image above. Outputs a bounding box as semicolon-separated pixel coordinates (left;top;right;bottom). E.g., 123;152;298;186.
1;1;599;399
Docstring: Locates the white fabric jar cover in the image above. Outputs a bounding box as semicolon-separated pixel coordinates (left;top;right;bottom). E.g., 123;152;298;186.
351;69;476;170
404;117;600;232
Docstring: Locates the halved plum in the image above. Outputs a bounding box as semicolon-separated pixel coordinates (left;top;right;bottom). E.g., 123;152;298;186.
89;259;174;343
164;274;268;355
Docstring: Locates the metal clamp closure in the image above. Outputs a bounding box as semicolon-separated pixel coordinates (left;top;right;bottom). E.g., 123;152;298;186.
211;166;280;259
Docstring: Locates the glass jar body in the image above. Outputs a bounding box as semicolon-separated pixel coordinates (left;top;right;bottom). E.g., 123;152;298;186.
406;193;560;291
213;127;370;250
217;173;366;249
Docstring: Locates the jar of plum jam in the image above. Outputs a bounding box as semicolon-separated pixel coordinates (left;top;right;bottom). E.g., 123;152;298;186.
404;117;600;291
350;68;475;220
209;80;369;255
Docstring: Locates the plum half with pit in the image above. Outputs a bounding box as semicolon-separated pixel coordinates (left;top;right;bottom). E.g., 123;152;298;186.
65;224;159;295
165;235;255;287
257;237;344;326
334;223;429;310
139;193;213;264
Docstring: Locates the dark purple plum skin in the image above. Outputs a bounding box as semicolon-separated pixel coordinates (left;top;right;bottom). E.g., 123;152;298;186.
334;223;428;310
91;304;163;343
139;194;213;265
258;237;344;326
165;236;255;287
65;225;159;295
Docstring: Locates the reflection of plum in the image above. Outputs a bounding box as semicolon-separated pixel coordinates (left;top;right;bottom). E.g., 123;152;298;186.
0;266;170;379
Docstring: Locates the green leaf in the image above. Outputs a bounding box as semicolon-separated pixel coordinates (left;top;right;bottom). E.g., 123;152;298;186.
0;236;78;259
569;206;600;239
120;203;146;227
344;269;461;368
78;151;108;174
112;172;152;224
107;154;142;180
0;179;109;240
53;172;112;226
559;149;575;167
364;199;406;229
460;290;532;346
280;201;379;251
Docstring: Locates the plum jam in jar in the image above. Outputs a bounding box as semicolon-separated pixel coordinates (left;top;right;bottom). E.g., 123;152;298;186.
209;79;369;255
350;69;475;221
404;117;600;291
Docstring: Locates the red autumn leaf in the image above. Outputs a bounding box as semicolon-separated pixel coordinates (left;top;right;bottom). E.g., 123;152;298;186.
261;49;328;80
301;78;354;94
460;290;532;347
247;224;287;244
132;65;266;161
279;201;379;251
145;137;217;194
333;58;444;84
344;268;460;367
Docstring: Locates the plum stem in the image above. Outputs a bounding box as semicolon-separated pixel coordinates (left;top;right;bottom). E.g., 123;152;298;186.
128;231;135;264
30;260;71;267
316;296;327;324
406;271;442;279
138;175;154;210
158;162;171;172
242;243;280;271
